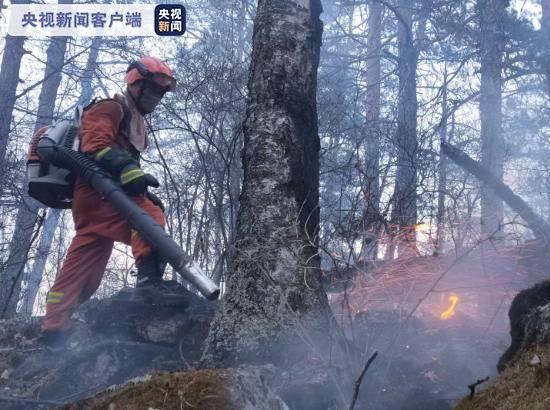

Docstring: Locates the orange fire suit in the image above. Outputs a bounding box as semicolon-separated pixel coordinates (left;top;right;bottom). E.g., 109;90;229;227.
42;99;164;332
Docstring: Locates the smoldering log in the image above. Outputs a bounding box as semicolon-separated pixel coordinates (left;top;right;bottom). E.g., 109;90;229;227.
441;141;550;243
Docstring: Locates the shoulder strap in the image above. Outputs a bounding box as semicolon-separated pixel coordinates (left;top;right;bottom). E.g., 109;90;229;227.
81;96;131;132
82;97;101;112
73;105;83;127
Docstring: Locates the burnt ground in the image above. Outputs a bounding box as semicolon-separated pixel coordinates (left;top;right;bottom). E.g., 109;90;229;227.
0;242;549;409
0;284;215;409
326;241;550;408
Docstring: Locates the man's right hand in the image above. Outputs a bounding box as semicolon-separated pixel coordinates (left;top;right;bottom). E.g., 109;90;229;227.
120;165;160;196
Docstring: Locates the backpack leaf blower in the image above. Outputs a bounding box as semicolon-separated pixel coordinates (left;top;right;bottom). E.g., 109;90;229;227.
29;107;220;300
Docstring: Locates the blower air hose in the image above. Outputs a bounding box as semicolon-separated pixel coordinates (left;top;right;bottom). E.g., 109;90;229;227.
36;138;220;300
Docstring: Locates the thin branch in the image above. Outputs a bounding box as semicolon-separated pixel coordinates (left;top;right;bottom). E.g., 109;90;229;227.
349;351;379;410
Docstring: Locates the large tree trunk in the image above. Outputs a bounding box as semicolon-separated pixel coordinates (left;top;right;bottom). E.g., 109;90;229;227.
0;0;28;182
360;0;382;261
0;31;69;318
441;141;550;243
478;0;508;238
392;0;419;257
202;0;330;366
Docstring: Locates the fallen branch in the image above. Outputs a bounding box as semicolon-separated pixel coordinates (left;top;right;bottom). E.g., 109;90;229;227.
441;141;550;243
468;376;490;400
178;338;193;370
349;351;378;410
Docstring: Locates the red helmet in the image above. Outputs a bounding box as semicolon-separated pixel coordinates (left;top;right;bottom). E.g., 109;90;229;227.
125;56;176;92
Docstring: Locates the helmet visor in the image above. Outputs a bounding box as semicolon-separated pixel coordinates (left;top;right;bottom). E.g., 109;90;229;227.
151;72;176;92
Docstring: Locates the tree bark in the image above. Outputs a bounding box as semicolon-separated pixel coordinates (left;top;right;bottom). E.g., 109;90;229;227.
441;141;550;243
392;0;419;257
360;0;382;261
0;0;28;178
0;28;69;318
478;0;508;238
77;37;102;107
202;0;330;366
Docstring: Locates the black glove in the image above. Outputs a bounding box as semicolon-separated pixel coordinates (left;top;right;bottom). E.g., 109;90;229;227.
146;191;165;212
94;146;139;175
120;165;160;196
93;147;160;196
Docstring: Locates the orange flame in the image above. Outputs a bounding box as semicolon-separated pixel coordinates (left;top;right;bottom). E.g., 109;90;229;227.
440;295;459;320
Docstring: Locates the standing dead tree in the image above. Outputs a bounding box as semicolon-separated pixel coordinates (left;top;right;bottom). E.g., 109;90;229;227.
202;0;331;366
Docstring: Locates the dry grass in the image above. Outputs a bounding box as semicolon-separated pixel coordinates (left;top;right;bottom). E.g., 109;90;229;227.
455;344;550;410
63;369;237;410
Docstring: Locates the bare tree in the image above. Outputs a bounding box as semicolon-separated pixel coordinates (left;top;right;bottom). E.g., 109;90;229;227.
435;66;449;254
391;0;419;257
0;0;28;184
360;0;383;261
479;0;508;238
19;209;61;316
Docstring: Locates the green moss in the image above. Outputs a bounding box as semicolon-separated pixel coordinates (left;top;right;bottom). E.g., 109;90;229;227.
65;369;237;410
455;345;550;410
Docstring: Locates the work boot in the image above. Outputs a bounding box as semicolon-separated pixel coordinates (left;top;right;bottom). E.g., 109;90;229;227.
38;329;70;353
133;252;189;308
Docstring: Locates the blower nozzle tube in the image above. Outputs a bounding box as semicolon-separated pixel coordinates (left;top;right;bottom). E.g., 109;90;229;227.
37;139;220;300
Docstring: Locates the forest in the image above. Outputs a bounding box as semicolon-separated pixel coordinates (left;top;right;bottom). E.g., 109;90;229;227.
0;0;549;409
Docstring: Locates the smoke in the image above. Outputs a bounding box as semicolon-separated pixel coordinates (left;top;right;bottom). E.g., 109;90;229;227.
321;242;550;409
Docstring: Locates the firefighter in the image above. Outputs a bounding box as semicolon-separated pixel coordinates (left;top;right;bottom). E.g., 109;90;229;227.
39;56;185;352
